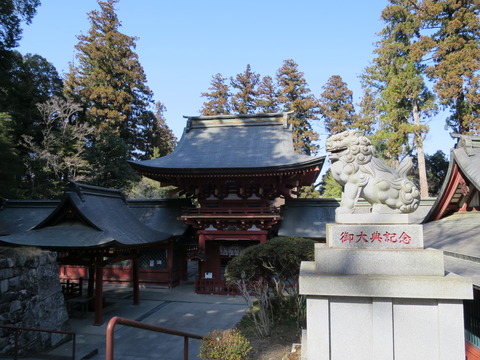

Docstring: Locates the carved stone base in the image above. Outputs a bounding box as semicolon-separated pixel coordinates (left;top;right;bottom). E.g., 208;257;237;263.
299;223;472;360
327;223;423;249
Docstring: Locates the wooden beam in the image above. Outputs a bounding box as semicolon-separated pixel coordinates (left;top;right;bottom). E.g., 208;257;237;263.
432;164;462;221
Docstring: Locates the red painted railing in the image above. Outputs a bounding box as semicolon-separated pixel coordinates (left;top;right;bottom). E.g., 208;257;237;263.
106;316;203;360
0;324;76;360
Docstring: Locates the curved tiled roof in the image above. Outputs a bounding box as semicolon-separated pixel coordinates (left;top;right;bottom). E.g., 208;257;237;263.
0;183;172;249
127;198;190;236
0;200;58;236
130;113;325;175
424;212;480;259
424;134;480;222
422;134;480;287
451;137;480;190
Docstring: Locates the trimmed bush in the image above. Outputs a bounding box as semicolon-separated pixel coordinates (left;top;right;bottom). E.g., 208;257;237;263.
225;237;315;334
199;329;252;360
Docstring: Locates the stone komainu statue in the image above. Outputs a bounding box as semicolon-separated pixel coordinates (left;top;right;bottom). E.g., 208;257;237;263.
326;130;420;214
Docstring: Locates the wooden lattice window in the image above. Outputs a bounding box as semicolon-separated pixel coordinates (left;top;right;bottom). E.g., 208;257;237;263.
138;248;167;270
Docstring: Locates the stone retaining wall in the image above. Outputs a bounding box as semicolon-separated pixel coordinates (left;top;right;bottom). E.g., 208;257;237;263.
0;248;70;356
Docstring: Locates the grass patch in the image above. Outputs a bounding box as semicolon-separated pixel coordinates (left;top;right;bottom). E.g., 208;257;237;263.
236;312;301;360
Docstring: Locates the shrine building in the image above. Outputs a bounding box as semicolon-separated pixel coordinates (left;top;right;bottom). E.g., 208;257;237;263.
0;112;326;297
3;115;480;355
422;134;480;359
0;182;179;324
128;112;325;293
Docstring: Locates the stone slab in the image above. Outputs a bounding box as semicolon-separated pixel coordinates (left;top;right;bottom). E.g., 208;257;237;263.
301;330;308;360
437;301;466;360
300;261;473;300
330;298;373;359
372;299;394;360
327;223;423;249
393;300;440;359
304;296;466;360
306;297;330;360
336;213;411;224
314;247;445;276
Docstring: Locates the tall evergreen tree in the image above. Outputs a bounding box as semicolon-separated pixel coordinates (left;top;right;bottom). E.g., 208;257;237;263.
9;53;64;138
0;0;40;51
318;170;343;199
362;1;435;196
200;73;232;115
85;130;138;189
319;75;358;135
151;102;177;157
0;52;63;149
276;59;320;155
230;64;260;114
0;1;43;147
256;75;280;113
418;0;480;134
64;0;157;161
0;52;63;198
0;113;22;198
425;150;449;196
356;85;378;136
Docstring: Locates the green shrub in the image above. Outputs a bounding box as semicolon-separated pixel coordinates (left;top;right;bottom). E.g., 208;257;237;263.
199;329;252;360
225;237;315;334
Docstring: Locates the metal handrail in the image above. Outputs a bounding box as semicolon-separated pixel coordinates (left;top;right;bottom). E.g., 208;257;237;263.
106;316;203;360
0;324;76;360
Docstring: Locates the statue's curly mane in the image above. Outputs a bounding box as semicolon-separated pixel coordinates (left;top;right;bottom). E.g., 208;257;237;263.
326;130;420;214
339;133;374;165
330;131;394;178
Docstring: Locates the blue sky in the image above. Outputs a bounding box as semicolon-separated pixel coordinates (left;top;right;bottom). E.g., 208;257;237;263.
17;0;453;157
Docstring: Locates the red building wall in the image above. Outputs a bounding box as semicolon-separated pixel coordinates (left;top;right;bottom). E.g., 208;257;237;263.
59;264;179;288
466;343;480;360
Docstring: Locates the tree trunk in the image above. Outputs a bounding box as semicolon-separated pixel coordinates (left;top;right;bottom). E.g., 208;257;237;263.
413;102;429;198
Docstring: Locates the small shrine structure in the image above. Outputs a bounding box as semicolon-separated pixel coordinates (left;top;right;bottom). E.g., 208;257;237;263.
0;182;174;324
129;112;325;293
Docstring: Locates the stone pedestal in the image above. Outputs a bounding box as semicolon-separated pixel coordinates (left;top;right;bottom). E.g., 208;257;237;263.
299;222;473;360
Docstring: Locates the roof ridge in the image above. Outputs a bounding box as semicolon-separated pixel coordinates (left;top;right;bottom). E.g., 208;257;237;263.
183;112;291;132
67;182;126;203
451;133;480;155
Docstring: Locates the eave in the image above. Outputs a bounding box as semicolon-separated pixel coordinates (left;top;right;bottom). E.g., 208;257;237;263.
129;157;325;178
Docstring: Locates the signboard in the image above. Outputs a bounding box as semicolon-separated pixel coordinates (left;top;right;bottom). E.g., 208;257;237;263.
327;224;423;249
219;245;243;256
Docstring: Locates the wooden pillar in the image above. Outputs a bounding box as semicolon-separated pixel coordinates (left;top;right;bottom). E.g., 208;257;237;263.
198;260;205;281
94;255;104;325
198;233;206;280
132;256;140;305
260;232;267;243
87;262;95;298
167;242;174;287
180;246;188;282
198;233;206;253
211;243;220;279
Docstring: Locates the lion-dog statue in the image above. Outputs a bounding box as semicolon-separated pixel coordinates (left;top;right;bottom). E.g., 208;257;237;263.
326;130;420;214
